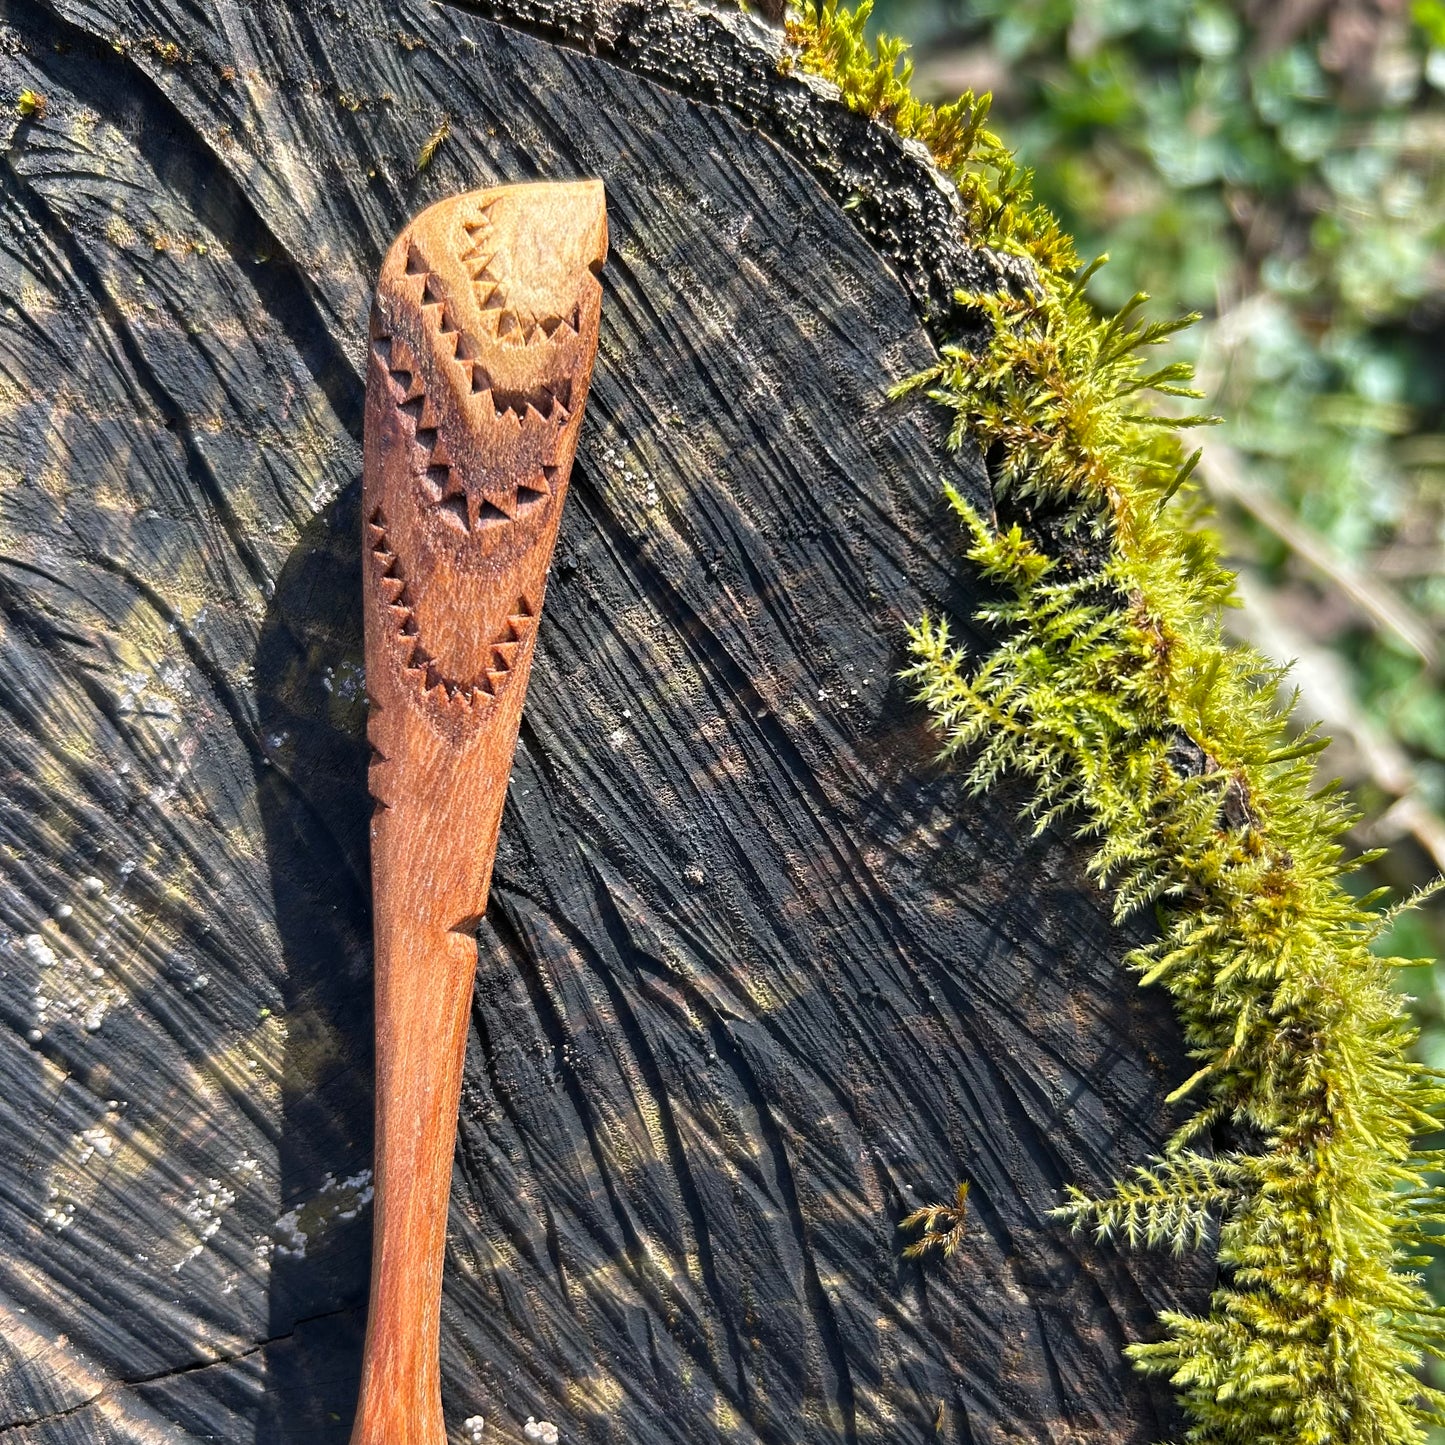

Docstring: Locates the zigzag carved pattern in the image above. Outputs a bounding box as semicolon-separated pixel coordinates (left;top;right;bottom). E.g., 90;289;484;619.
402;230;575;421
368;504;536;711
372;331;561;534
458;207;585;348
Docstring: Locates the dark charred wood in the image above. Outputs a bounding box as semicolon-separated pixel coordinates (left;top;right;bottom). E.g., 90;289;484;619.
0;2;1209;1441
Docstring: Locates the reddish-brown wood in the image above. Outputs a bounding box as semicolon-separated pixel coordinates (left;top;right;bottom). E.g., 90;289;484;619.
354;182;607;1444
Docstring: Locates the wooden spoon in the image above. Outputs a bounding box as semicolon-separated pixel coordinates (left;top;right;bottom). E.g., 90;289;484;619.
353;181;606;1444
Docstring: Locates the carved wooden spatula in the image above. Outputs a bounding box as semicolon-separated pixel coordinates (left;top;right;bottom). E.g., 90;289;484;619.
354;181;606;1444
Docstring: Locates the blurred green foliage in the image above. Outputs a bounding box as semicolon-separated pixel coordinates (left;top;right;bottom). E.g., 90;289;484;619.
870;0;1445;985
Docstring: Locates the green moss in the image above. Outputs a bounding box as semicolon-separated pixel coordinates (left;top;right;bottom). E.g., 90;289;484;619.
785;0;1072;269
785;4;1445;1440
901;1180;971;1260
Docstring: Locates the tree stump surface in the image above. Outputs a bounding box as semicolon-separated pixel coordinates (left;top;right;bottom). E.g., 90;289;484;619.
0;2;1210;1441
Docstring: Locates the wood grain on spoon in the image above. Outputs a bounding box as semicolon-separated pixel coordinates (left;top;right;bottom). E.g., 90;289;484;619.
354;180;606;1445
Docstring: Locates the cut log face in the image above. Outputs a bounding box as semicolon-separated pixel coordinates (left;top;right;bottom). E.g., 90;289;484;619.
0;3;1208;1444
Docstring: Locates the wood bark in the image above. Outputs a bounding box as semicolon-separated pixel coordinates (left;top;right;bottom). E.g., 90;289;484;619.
0;2;1210;1442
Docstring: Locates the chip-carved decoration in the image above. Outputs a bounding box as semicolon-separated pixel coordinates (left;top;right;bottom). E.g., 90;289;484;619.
353;181;606;1445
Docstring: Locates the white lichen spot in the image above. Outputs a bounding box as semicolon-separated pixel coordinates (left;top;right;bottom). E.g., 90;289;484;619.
523;1420;558;1445
173;1177;237;1271
463;1416;485;1442
270;1169;374;1260
43;1193;77;1232
321;660;365;701
75;1127;116;1164
22;933;58;969
110;657;198;804
42;1121;129;1234
272;1205;307;1260
333;1170;375;1221
16;924;124;1038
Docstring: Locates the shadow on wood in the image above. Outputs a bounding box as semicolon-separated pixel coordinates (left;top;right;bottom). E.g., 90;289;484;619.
253;480;373;1442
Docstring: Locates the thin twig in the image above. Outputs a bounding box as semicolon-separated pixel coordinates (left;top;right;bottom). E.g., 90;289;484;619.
1200;435;1439;669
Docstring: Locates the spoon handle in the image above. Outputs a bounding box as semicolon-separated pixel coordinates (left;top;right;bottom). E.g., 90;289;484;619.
352;181;606;1444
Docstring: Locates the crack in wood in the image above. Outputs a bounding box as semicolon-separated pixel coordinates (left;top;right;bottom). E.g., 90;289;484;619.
0;1306;356;1438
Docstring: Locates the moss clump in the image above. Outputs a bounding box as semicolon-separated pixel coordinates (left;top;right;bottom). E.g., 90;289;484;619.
902;1180;971;1261
786;3;1445;1441
785;0;1072;271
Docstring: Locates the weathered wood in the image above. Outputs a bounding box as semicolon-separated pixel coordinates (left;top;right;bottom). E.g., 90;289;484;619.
358;181;605;1445
0;2;1209;1442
